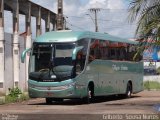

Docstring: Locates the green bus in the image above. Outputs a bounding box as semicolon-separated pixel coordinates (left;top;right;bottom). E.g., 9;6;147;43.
21;31;143;104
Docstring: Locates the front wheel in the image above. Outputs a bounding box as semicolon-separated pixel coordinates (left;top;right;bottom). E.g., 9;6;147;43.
83;86;93;104
46;98;53;104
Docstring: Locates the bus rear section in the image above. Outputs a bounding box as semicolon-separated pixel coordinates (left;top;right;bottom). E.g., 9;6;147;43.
85;39;143;98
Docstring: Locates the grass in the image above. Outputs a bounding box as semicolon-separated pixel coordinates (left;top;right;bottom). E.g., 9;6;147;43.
144;81;160;90
0;87;30;105
0;93;29;105
5;93;29;104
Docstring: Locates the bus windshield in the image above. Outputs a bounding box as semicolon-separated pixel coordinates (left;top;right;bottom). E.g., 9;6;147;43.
29;42;76;82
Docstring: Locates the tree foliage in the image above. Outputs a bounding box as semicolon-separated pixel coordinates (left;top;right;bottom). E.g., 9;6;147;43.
128;0;160;40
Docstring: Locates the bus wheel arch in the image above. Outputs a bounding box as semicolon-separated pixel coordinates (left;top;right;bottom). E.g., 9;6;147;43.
83;81;94;104
88;81;94;98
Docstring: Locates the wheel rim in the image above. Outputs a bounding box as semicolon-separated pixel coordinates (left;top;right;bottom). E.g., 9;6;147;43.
127;85;131;97
88;90;91;98
127;90;131;97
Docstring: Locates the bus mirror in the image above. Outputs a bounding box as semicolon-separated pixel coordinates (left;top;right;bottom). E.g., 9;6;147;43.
21;48;31;63
72;46;84;60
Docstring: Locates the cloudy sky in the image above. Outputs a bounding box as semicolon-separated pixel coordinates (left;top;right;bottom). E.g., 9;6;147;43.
4;0;137;39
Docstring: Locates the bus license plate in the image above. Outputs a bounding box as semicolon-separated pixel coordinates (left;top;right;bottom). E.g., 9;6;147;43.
46;92;53;97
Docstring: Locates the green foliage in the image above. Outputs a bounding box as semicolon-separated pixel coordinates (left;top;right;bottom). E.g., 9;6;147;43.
8;87;22;98
144;81;160;90
128;0;160;39
5;95;17;103
5;87;29;103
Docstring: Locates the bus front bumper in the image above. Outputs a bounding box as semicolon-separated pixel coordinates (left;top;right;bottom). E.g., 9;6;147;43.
28;80;84;99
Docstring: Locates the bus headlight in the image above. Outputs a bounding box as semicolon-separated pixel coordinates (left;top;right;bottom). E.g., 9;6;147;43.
75;84;85;89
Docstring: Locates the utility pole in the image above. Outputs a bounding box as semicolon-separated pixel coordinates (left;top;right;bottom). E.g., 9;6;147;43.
89;8;100;32
56;0;63;30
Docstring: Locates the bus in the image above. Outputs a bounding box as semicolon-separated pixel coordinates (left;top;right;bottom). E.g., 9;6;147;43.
21;31;143;104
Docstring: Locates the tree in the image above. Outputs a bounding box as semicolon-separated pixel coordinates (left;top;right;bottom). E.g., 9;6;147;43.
128;0;160;41
128;0;160;59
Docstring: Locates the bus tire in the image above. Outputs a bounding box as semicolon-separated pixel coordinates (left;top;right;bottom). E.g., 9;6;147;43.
83;85;94;104
125;82;132;98
46;98;53;104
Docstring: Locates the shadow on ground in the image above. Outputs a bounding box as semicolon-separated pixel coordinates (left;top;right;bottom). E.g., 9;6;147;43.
28;95;141;106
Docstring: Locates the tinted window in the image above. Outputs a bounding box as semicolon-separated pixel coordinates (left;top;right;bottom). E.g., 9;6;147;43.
88;40;142;62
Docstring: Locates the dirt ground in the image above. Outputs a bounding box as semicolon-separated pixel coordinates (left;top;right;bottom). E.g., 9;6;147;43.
0;90;159;120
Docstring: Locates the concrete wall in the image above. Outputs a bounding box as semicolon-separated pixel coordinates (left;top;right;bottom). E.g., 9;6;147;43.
3;32;26;94
144;75;160;83
4;33;14;93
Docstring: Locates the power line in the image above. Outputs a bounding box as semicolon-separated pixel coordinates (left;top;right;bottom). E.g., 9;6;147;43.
101;8;129;11
101;24;136;29
65;17;136;31
66;21;85;30
65;15;131;23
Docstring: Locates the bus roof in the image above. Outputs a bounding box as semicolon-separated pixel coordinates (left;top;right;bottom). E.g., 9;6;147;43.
35;30;137;44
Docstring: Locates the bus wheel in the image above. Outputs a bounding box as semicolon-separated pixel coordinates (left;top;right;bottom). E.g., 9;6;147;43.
83;86;93;104
125;82;132;98
46;98;53;104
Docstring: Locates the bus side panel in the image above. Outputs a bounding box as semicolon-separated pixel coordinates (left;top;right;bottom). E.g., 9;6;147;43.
98;60;117;95
112;61;144;94
131;61;144;93
86;60;143;96
84;61;101;96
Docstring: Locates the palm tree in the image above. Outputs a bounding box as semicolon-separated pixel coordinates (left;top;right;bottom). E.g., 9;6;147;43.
128;0;160;60
128;0;160;41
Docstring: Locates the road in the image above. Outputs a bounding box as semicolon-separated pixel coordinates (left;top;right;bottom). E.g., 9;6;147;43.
0;91;160;120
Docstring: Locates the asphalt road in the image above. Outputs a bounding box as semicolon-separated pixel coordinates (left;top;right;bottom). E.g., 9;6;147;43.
0;91;160;120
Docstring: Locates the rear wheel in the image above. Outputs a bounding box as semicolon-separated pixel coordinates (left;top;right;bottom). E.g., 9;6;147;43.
125;82;132;98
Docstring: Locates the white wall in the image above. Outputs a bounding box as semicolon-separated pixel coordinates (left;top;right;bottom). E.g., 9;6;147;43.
3;33;26;94
144;75;160;83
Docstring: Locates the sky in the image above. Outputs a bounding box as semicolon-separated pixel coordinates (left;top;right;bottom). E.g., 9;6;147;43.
4;0;137;39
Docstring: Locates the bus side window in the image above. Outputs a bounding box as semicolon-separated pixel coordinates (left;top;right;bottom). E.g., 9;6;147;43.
99;40;109;60
119;47;127;60
110;49;116;60
75;51;83;74
89;49;95;62
128;45;136;61
75;38;89;75
88;39;97;63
